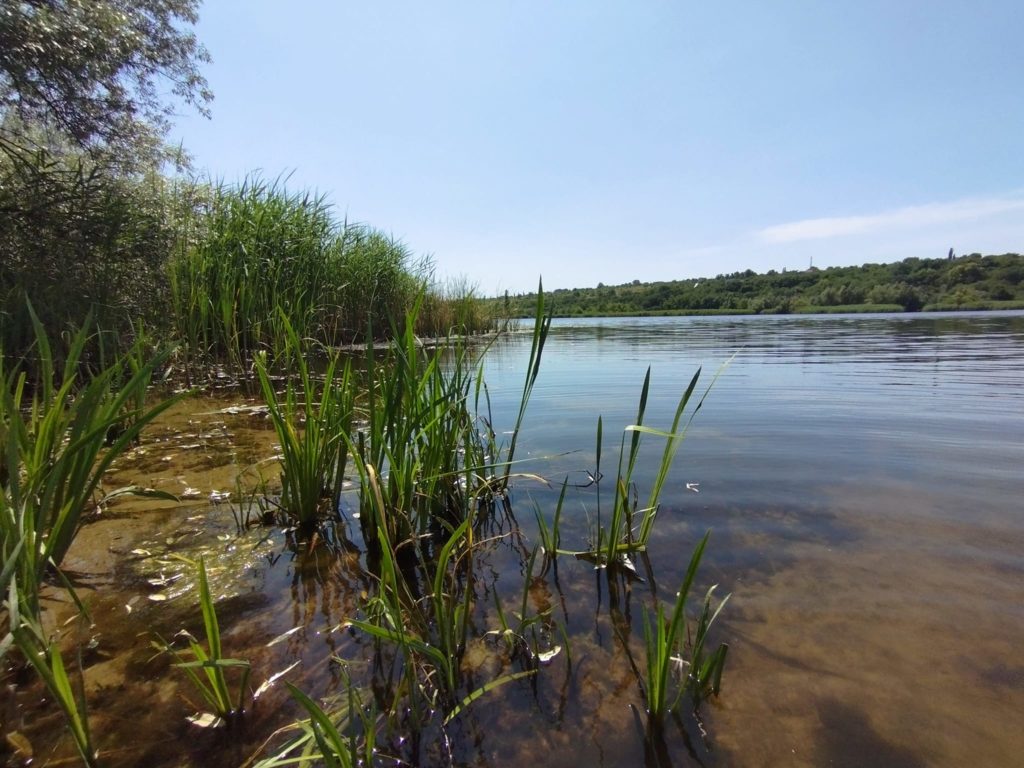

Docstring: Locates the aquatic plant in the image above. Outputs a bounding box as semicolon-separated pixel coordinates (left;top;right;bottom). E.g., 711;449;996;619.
168;176;341;372
641;532;729;724
255;313;355;532
345;512;537;731
0;305;177;624
494;280;552;492
253;663;381;768
168;176;496;379
347;303;488;555
0;307;181;767
2;575;98;767
160;557;252;727
572;364;716;570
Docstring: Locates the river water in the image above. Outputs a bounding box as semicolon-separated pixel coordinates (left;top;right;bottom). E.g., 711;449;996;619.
478;311;1024;767
19;311;1024;767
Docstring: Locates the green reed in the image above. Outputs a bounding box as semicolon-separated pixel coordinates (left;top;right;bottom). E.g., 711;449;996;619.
347;303;492;554
168;176;495;379
346;507;537;729
641;532;729;724
576;365;715;570
496;280;552;492
161;557;252;726
169;176;340;372
0;305;177;623
255;313;355;532
2;603;97;767
253;661;380;768
1;306;178;767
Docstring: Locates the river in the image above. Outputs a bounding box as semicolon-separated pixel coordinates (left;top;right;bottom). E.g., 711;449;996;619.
478;310;1024;767
26;310;1024;767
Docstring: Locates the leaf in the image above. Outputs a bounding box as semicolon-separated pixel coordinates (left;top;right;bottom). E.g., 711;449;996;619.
265;626;302;647
443;669;537;725
187;712;224;729
536;646;562;664
254;660;301;700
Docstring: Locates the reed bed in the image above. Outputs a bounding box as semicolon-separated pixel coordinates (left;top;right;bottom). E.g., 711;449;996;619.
166;176;500;380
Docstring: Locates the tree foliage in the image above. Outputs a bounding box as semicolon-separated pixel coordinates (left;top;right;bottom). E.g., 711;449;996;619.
501;254;1024;317
0;0;212;368
0;0;211;156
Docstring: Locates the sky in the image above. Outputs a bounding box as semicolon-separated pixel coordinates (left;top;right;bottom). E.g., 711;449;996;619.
170;1;1024;294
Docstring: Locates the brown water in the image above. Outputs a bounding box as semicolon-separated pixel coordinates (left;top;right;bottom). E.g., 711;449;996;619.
5;312;1024;767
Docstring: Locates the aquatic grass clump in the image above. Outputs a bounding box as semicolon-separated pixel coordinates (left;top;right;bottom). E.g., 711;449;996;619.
255;314;355;532
0;306;178;623
1;306;180;767
160;557;252;727
345;511;538;732
641;532;730;724
348;306;495;555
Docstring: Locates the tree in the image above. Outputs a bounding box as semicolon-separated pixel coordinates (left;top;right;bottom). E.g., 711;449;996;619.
0;0;211;158
0;1;212;367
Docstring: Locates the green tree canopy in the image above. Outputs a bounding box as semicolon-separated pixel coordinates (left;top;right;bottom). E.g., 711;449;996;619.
0;0;211;157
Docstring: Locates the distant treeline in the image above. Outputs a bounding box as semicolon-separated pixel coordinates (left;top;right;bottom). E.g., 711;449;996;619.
497;253;1024;316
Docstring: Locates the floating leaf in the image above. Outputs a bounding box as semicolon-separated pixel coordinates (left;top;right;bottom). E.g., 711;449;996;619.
536;646;562;664
253;660;300;700
186;712;224;729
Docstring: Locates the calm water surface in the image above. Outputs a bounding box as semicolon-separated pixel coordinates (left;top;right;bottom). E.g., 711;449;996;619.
31;311;1024;767
477;311;1024;767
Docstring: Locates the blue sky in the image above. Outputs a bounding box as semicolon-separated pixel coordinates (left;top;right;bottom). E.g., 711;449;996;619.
171;1;1024;293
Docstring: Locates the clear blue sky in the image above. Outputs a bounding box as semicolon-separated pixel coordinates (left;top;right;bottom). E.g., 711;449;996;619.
171;1;1024;294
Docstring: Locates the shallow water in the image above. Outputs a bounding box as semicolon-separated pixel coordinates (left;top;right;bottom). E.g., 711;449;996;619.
6;311;1023;767
480;311;1024;767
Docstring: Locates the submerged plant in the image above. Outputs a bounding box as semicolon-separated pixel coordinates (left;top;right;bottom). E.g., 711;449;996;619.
641;532;729;723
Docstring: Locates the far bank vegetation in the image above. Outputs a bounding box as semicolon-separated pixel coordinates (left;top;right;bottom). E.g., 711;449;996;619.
500;252;1024;317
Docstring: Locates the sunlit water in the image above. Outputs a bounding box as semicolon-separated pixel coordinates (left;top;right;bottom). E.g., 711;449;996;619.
479;311;1024;767
12;311;1023;767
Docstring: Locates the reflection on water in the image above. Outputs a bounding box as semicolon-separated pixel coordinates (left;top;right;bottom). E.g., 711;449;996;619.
15;311;1024;767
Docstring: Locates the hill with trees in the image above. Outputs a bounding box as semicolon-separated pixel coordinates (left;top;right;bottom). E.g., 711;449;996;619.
498;253;1024;317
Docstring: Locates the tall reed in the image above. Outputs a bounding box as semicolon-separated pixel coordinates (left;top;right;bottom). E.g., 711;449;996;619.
255;313;355;532
169;177;339;371
169;175;501;378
